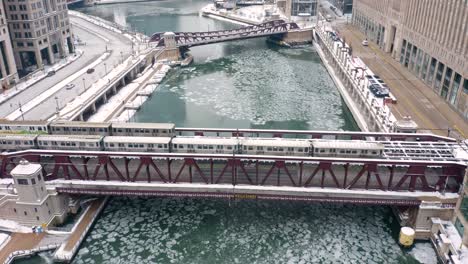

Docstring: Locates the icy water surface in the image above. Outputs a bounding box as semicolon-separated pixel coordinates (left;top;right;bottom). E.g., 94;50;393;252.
77;0;358;131
68;197;429;264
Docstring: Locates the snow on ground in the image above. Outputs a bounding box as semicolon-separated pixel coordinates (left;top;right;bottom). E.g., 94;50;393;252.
0;233;10;250
0;219;32;233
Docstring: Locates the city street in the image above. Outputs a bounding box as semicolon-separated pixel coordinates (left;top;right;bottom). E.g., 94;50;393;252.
0;15;133;120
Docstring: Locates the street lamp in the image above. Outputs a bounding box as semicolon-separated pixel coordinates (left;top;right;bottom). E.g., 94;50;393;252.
54;96;59;113
18;102;24;121
82;78;86;92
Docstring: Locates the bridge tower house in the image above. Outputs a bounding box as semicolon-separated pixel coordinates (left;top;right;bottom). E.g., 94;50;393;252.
162;32;181;61
0;160;70;227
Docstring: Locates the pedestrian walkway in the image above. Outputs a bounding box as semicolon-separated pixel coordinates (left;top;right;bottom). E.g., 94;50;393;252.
0;232;45;263
54;198;107;262
334;24;467;139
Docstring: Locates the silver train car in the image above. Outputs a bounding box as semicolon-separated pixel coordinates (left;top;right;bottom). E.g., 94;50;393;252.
0;133;385;159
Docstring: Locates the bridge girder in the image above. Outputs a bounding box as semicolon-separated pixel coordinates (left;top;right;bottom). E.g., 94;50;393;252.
1;150;465;195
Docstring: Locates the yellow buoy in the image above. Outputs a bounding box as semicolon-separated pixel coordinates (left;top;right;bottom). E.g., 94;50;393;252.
399;227;415;247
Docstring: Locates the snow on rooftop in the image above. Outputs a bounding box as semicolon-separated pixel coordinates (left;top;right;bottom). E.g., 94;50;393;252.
10;160;41;176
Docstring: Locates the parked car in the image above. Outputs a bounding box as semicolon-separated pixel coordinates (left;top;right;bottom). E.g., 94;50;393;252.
362;39;369;46
86;68;95;74
64;83;75;90
46;70;56;77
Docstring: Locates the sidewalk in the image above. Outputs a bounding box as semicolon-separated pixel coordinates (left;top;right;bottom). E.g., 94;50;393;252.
334;23;468;139
0;232;45;263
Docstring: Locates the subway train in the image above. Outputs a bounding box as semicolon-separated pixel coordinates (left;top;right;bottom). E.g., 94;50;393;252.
0;120;176;137
0;133;385;158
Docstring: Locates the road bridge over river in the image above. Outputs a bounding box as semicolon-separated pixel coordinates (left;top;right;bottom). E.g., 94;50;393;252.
149;20;300;48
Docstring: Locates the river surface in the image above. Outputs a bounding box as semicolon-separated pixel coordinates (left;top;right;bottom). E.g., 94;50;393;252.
13;1;436;263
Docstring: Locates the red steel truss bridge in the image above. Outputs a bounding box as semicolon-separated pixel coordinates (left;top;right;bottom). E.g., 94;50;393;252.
0;149;465;206
149;20;300;48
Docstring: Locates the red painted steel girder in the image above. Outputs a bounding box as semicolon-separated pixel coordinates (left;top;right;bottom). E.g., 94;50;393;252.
0;150;465;193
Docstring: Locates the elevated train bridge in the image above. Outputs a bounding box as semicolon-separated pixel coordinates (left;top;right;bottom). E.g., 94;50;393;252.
0;129;466;209
149;20;300;48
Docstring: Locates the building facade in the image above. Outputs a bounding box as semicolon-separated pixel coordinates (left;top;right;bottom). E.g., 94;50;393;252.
0;160;69;226
329;0;353;14
281;0;317;18
352;0;468;119
0;0;18;88
3;0;74;74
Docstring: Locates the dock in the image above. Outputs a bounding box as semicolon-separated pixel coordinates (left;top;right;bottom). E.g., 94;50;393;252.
54;197;108;262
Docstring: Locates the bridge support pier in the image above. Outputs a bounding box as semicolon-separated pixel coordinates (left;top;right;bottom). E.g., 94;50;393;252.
394;201;457;239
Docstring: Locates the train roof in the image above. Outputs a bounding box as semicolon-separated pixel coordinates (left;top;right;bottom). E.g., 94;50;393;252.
0;120;49;126
37;135;103;142
104;136;172;144
50;121;110;128
171;137;239;145
111;122;175;130
312;140;384;150
242;138;310;148
0;134;38;139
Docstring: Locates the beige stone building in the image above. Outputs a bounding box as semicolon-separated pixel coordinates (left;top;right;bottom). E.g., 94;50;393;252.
352;0;468;119
3;0;74;74
0;160;69;227
0;0;18;89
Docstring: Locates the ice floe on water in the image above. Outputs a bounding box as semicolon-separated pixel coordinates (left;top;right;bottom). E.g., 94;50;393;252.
73;197;426;264
143;46;350;130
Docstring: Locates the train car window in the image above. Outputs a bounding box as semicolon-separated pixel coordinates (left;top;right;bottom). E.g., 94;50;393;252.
38;127;42;131
179;145;184;149
104;128;108;132
339;150;345;154
298;148;303;152
351;151;357;154
64;127;69;131
267;147;272;151
145;130;150;133
346;150;351;154
162;130;167;134
157;144;162;148
110;143;114;147
248;146;253;150
278;148;283;152
209;145;214;149
197;145;202;149
372;151;377;154
203;145;208;149
139;144;144;148
24;141;29;145
126;129;131;133
15;140;20;144
119;143;124;147
288;147;294;152
72;128;76;131
71;143;76;146
315;149;319;153
257;146;263;151
227;146;232;150
43;142;48;145
320;149;325;153
148;144;153;148
129;144;134;148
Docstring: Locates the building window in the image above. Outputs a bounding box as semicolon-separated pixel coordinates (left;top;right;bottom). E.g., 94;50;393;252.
24;211;27;216
420;53;429;80
36;216;39;221
31;178;36;185
409;45;418;71
415;49;423;75
38;174;41;181
400;39;406;64
434;62;445;91
17;42;24;47
404;43;412;67
427;58;437;85
13;208;16;213
17;179;28;185
441;67;453;100
34;208;38;212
